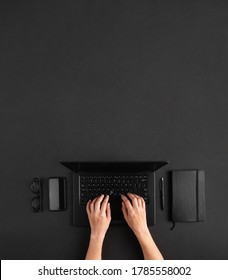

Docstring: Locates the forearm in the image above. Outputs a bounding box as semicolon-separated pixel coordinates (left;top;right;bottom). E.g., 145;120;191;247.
135;229;164;260
85;235;104;260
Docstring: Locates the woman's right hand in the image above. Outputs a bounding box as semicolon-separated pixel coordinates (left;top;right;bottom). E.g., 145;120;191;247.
121;193;149;236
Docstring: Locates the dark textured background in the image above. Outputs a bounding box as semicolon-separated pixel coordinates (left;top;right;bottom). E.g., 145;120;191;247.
0;0;228;259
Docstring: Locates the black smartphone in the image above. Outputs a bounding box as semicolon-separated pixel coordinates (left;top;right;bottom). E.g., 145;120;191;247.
48;177;67;211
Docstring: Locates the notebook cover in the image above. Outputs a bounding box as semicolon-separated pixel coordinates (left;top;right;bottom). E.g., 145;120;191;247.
172;170;205;222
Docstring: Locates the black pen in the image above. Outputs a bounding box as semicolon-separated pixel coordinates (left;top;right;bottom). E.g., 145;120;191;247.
160;177;165;210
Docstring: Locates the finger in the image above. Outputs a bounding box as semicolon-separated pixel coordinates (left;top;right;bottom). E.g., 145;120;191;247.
135;194;145;208
122;202;128;218
141;197;145;207
89;197;96;212
101;195;109;214
94;194;104;211
86;199;91;214
127;192;139;207
133;194;145;207
136;196;142;207
133;193;141;206
106;202;111;219
121;194;133;211
137;195;145;207
141;197;146;209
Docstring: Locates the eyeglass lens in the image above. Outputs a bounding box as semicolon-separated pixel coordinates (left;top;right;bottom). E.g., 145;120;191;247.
31;178;41;212
31;197;40;212
31;178;40;193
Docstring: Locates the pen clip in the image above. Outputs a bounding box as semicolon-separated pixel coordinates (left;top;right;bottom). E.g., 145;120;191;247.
159;178;164;192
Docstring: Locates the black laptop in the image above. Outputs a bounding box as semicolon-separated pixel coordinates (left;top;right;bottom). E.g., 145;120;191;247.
61;161;168;226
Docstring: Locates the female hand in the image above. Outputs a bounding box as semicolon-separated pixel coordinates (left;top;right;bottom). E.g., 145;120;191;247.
121;193;149;236
86;194;111;240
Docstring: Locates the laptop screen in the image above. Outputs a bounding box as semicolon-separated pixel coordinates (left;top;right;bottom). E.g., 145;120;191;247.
61;161;169;173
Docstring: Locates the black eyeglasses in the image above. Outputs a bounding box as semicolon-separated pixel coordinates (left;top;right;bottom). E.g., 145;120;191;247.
31;178;42;212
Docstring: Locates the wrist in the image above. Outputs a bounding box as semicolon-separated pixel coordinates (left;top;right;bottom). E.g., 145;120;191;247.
90;232;105;242
133;227;151;239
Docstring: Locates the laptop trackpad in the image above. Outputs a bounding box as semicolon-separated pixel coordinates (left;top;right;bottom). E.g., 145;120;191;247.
110;202;125;224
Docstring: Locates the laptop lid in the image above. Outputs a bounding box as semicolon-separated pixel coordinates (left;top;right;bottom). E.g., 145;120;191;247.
60;161;169;173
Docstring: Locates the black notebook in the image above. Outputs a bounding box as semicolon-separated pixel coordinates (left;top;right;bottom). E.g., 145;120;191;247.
172;170;205;222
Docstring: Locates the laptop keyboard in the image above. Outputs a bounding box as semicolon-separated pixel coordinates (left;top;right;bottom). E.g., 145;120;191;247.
79;173;149;204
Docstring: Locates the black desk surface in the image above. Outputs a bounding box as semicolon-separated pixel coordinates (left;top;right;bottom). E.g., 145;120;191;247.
1;0;228;260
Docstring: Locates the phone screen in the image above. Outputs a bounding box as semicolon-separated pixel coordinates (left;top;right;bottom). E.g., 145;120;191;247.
48;178;67;211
